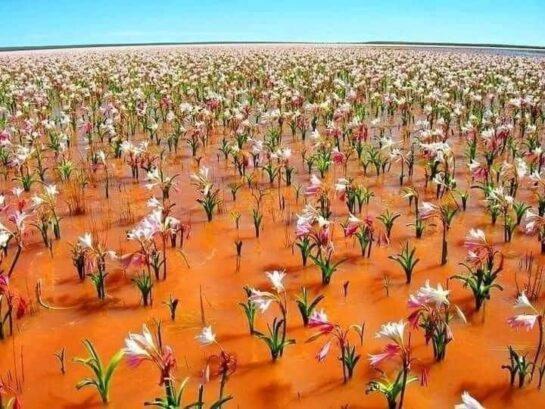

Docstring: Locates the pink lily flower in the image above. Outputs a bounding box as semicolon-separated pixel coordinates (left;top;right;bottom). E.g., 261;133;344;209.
308;309;335;334
507;314;539;331
369;343;401;366
316;341;331;362
304;174;322;196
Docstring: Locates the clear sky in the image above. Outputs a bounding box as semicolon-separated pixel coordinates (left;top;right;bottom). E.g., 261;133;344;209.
1;0;544;47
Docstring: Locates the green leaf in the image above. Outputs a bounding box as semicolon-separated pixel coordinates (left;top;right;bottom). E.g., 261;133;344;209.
210;396;233;409
75;378;98;390
104;349;124;387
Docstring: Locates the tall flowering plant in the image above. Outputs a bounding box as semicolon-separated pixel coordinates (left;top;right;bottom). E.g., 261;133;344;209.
0;197;30;278
195;325;236;408
343;214;375;258
0;274;29;340
452;229;503;311
126;203;179;280
124;324;178;406
78;233;116;299
294;205;333;267
407;281;466;361
146;165;179;202
306;309;362;383
31;184;61;241
335;177;373;214
250;271;295;360
524;210;545;254
419;196;458;265
506;292;544;386
191;166;221;222
366;321;420;409
305;174;331;218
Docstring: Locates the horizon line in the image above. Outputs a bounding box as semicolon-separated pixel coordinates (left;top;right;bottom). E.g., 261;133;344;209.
2;40;545;53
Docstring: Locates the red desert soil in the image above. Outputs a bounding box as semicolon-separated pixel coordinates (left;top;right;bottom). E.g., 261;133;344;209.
0;46;544;408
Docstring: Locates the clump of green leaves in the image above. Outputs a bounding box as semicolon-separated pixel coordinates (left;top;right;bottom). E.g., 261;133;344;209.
74;340;124;404
296;287;324;326
389;242;420;284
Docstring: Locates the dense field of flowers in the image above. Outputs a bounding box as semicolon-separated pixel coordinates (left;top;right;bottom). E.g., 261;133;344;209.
0;45;544;408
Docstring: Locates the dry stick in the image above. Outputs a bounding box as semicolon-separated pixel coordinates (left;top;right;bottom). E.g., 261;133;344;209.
20;345;24;385
7;245;22;278
35;281;73;310
531;317;544;381
343;281;350;298
283;215;290;248
11;336;21;392
358;322;365;346
235;255;241;273
277;170;282;211
200;285;206;325
383;274;391;297
24;278;35;314
54;348;66;375
177;249;191;269
162;234;167;280
398;349;410;409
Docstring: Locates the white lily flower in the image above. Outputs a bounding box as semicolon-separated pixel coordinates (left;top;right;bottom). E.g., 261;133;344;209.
79;232;93;249
266;270;286;292
454;391;484;409
376;320;406;345
513;291;536;311
195;325;216;345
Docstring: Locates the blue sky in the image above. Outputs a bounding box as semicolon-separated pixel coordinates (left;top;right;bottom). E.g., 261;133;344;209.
1;0;544;47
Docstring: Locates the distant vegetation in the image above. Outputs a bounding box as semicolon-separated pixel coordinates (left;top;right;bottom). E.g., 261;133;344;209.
1;40;544;53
